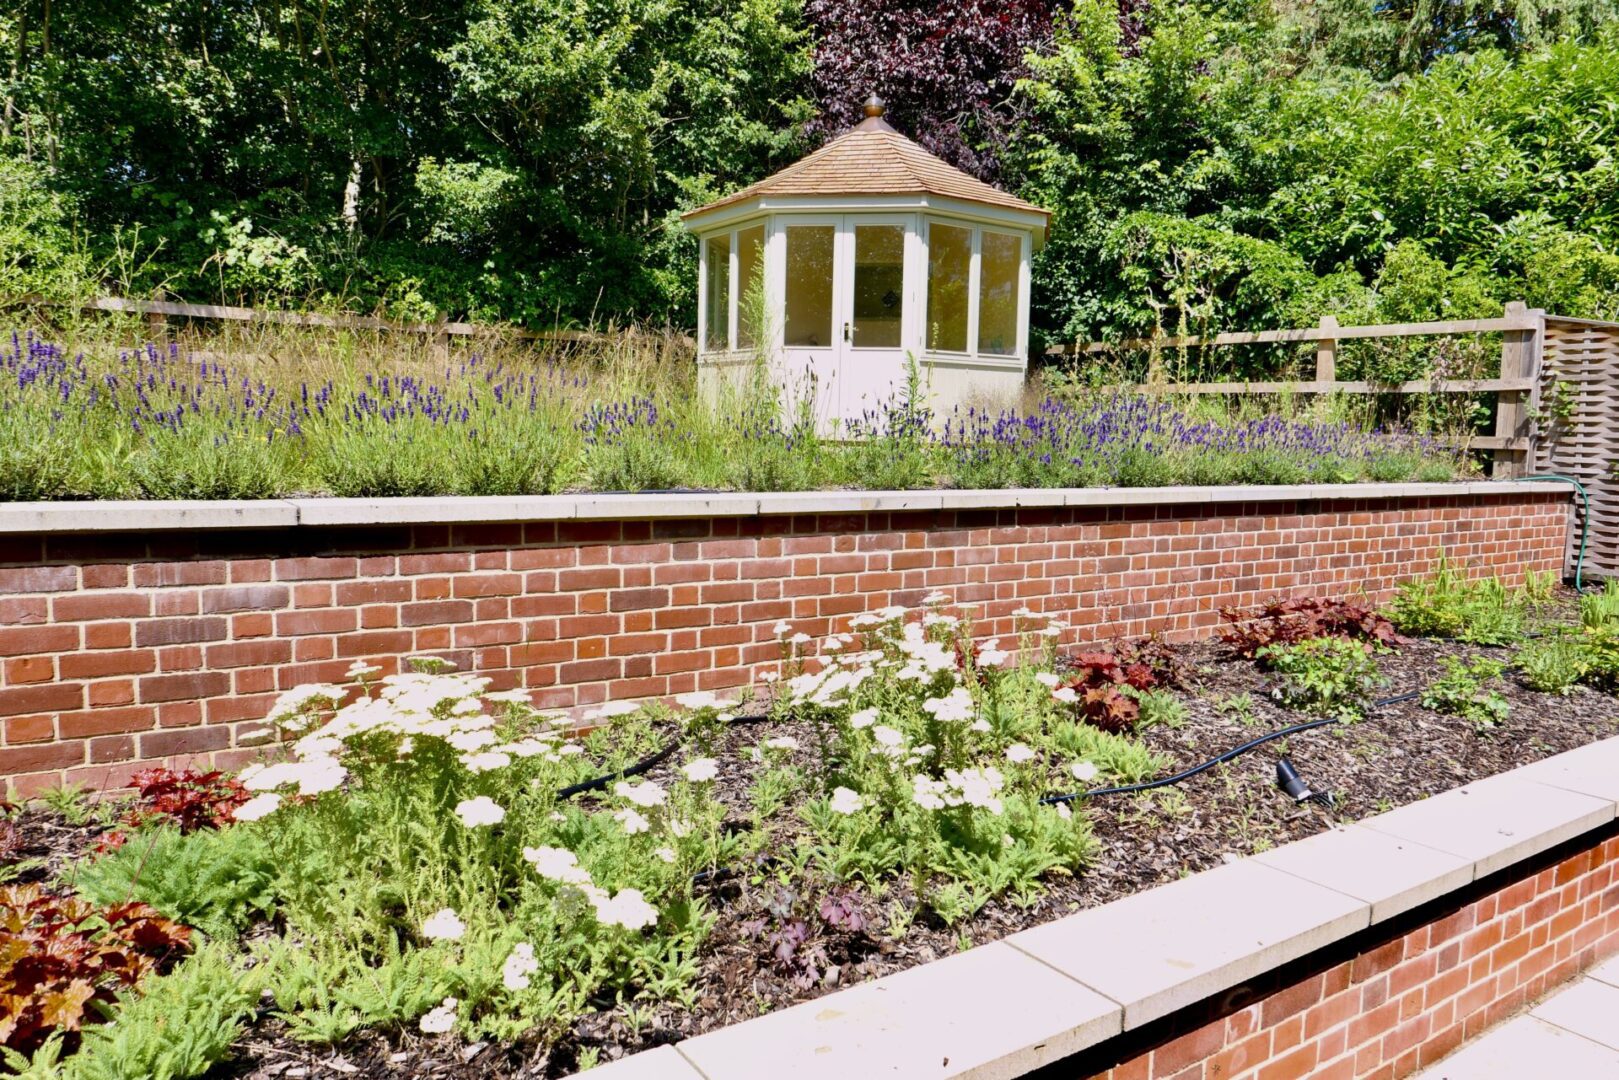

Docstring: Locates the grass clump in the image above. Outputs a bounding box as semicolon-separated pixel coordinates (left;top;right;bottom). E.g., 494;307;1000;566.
1385;554;1531;645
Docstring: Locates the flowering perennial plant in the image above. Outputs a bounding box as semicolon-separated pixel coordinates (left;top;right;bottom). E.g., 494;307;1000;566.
0;333;1461;501
68;603;1170;1056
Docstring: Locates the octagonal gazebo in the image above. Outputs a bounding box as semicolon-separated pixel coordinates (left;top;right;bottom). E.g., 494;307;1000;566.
682;98;1050;426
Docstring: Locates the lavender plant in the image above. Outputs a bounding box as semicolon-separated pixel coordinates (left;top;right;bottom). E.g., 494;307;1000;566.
0;332;1464;501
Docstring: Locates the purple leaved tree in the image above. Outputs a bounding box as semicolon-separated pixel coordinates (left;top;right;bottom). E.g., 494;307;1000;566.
804;0;1056;182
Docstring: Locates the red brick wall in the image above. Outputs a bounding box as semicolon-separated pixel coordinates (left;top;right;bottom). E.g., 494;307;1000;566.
0;491;1567;795
1079;828;1619;1080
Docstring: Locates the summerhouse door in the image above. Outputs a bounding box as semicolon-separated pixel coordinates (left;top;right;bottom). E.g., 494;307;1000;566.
778;218;843;427
778;215;916;429
836;216;914;425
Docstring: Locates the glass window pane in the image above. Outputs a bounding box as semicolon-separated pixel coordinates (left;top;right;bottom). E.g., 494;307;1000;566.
784;225;834;348
977;230;1020;356
704;234;730;351
736;225;765;350
926;223;971;353
851;224;905;349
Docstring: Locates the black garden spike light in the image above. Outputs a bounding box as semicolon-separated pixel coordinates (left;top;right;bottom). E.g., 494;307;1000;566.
1276;757;1314;803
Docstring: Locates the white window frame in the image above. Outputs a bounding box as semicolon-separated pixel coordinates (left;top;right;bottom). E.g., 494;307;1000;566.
921;217;1029;364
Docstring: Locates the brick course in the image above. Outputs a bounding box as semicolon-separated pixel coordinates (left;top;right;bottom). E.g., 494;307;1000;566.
1076;829;1619;1080
0;491;1567;795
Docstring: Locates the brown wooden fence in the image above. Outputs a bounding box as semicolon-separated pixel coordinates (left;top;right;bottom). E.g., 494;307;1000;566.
1050;302;1619;577
14;294;692;356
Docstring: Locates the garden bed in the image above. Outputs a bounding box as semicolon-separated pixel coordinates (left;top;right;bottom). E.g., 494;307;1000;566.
7;573;1619;1079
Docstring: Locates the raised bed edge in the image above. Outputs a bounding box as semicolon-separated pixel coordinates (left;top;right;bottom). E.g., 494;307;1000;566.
579;734;1619;1080
0;480;1572;534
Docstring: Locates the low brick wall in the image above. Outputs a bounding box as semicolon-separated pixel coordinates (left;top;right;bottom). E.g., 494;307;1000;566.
1068;826;1619;1080
0;485;1568;794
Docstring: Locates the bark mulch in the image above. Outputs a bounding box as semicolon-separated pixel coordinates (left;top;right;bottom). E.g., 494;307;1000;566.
13;619;1619;1079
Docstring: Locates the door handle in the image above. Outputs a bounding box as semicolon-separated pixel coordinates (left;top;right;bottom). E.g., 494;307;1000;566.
842;322;851;343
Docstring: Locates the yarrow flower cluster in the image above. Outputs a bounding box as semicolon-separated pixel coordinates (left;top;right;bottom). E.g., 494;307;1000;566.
455;796;505;828
523;845;659;930
911;767;1007;815
421;907;466;942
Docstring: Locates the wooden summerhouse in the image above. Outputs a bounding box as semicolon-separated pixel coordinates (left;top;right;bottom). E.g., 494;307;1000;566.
681;97;1050;426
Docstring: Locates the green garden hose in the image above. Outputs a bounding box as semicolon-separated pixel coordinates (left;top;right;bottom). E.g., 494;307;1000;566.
1520;474;1590;590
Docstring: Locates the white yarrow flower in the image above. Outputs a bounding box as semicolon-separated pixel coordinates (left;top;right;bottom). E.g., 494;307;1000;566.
233;793;281;822
764;736;799;752
501;942;539;991
613;780;667;807
1070;761;1100;783
419;997;458;1034
524;846;593;885
849;708;878;729
454;796;505;828
421;908;465;942
592;888;658;930
1005;744;1036;764
614;807;651;834
681;757;719;783
829;787;864;814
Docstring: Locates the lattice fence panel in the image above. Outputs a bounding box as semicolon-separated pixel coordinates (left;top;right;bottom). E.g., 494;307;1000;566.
1535;317;1619;577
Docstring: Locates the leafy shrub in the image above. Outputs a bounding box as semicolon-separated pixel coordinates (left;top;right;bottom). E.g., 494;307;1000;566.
1220;595;1402;658
119;768;249;835
1258;638;1387;721
1132;688;1188;728
1054;641;1184;732
1516;635;1589;695
65;941;260;1080
73;827;277;940
1422;657;1512;732
0;885;190;1055
1580;580;1619;629
1386;557;1526;645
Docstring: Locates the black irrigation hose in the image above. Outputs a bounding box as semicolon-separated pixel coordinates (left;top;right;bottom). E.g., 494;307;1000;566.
562;660;1514;807
553;714;772;798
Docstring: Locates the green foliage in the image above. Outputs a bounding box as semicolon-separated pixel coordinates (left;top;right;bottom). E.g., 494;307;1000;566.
65;942;260;1080
1386;556;1527;645
1422;656;1512;732
1257;637;1387;721
1580;580;1619;629
72;827;277;940
1515;635;1589;695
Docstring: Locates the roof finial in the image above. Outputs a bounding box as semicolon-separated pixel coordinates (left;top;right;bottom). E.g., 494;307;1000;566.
863;93;885;119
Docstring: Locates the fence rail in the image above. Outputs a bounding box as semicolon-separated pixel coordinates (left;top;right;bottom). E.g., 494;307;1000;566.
1051;301;1619;578
11;294;693;352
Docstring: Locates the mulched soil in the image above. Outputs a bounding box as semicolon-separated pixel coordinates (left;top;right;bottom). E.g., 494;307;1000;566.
12;605;1619;1079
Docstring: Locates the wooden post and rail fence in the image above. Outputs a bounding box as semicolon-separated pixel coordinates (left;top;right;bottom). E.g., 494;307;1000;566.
1049;301;1619;575
15;291;1619;574
11;293;691;358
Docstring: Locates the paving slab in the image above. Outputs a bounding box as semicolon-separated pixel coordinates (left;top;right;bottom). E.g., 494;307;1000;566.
1358;775;1614;879
1252;823;1474;924
675;940;1121;1080
1512;737;1619;803
292;495;582;525
0;499;299;533
1587;954;1619;990
1005;859;1368;1029
566;1046;704;1079
1414;1016;1619;1079
1531;978;1619;1051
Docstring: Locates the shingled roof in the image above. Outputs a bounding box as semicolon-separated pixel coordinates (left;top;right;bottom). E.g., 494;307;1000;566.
682;106;1048;225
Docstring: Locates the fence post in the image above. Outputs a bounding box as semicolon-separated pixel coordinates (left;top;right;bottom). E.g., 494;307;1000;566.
146;290;167;342
1315;316;1338;386
1492;300;1536;479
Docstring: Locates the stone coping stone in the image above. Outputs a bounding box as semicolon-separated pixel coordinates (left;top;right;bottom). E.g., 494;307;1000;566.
0;480;1568;533
564;734;1619;1079
1252;823;1473;925
1006;859;1370;1029
676;941;1121;1080
1358;772;1615;879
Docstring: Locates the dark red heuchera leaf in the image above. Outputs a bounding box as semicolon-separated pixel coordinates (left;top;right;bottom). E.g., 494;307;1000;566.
0;884;191;1053
122;767;248;834
804;0;1055;183
1219;596;1405;660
